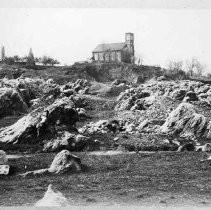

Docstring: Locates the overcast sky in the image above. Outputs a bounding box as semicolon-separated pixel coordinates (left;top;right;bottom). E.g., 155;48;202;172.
0;9;211;71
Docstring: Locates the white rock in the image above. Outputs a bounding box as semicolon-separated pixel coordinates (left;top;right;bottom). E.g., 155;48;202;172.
35;184;69;207
0;165;10;175
48;150;81;174
0;150;7;164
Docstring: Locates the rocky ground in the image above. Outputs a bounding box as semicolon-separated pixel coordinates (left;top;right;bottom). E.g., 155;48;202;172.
1;63;211;206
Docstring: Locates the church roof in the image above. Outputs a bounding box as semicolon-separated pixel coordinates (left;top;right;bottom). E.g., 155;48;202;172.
92;42;127;53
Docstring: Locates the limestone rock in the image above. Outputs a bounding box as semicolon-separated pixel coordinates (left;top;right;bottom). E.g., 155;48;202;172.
161;103;211;141
20;150;81;177
43;132;92;152
0;150;7;164
196;143;211;152
0;97;78;144
0;87;28;117
0;165;10;175
35;184;69;207
48;150;81;174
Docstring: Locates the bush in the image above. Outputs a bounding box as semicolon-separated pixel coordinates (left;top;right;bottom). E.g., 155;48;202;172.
163;69;188;80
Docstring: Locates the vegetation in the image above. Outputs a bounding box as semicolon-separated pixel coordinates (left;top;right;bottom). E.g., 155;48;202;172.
37;56;60;66
0;47;60;67
163;58;206;80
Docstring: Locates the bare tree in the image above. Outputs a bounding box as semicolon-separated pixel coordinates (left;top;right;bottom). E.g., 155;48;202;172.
167;60;183;73
135;54;144;66
186;58;204;77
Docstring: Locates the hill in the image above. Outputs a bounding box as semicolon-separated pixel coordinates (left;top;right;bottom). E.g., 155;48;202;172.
0;62;163;84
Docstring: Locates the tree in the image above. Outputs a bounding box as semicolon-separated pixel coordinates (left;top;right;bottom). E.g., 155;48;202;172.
186;58;204;77
165;60;187;80
40;56;49;66
39;55;60;66
49;59;60;66
27;48;35;66
167;60;183;74
4;57;15;65
13;55;21;62
207;73;211;78
1;46;5;62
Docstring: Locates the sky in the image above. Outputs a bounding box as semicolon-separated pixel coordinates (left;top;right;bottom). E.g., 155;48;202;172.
0;9;211;71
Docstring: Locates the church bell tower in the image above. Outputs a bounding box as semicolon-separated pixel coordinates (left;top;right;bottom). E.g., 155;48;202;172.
125;32;134;57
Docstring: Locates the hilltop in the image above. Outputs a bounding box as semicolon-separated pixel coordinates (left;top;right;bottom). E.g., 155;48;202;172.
0;62;163;84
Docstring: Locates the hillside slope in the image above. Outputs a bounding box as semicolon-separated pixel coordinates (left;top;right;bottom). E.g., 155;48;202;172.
0;62;163;84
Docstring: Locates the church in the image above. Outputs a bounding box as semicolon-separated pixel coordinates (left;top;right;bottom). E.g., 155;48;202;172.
92;33;135;64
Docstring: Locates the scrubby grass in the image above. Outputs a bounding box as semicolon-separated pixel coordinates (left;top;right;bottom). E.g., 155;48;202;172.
0;152;211;207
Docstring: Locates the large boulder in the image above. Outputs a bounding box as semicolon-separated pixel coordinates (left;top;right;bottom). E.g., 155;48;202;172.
161;103;211;141
0;97;78;144
35;184;69;207
0;87;28;117
20;150;81;177
48;150;81;173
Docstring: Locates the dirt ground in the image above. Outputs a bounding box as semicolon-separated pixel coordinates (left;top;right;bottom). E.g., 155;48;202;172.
0;151;211;207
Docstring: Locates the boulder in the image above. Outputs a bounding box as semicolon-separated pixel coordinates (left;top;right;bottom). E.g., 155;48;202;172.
0;165;10;175
48;150;81;174
43;131;75;152
0;97;78;144
0;151;9;175
20;150;81;177
183;91;198;102
0;87;28;117
35;184;69;207
172;89;187;100
196;143;211;152
115;87;151;111
43;132;92;152
161;103;210;141
0;150;7;164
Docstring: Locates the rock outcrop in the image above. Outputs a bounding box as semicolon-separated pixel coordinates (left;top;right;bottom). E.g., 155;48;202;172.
161;103;211;141
0;97;78;144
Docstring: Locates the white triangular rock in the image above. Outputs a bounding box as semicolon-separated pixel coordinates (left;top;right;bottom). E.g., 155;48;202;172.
35;184;69;206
